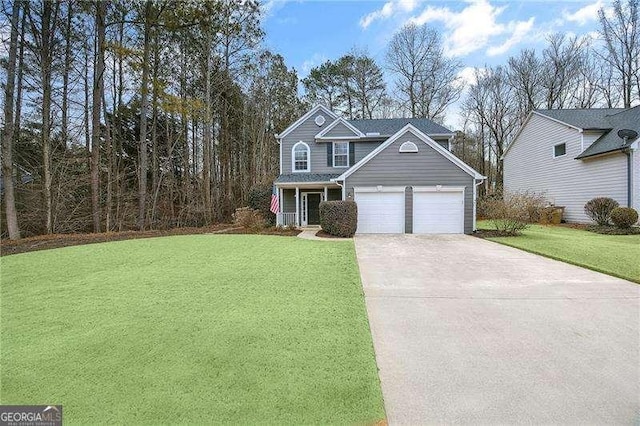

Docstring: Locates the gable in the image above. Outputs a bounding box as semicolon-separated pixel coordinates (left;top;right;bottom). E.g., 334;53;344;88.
276;105;337;140
336;125;483;181
322;121;361;138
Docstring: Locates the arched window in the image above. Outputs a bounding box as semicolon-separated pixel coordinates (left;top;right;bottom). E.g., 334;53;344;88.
399;141;419;153
292;142;310;172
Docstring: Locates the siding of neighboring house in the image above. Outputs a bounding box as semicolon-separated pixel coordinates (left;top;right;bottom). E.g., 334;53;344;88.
633;148;640;214
344;130;475;234
504;113;627;223
581;131;603;151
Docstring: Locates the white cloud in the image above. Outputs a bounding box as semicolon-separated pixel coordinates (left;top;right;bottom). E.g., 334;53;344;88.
487;17;535;56
300;53;327;75
407;0;533;58
359;0;420;29
456;66;482;89
563;1;603;26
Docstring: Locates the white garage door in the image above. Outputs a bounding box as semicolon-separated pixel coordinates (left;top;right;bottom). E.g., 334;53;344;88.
413;188;464;234
355;187;405;233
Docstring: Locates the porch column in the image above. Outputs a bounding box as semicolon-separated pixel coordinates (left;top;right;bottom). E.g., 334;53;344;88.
278;187;283;213
295;186;300;226
324;186;328;201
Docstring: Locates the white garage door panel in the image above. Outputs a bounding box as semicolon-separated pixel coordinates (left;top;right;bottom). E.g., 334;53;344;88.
355;190;404;234
413;191;464;234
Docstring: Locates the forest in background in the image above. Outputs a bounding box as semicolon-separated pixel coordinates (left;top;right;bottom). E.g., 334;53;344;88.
1;0;638;239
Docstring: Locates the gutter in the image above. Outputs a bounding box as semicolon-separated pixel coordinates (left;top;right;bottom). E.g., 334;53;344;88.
623;147;632;208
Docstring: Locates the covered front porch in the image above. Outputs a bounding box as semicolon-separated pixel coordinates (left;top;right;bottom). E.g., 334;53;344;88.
275;175;343;227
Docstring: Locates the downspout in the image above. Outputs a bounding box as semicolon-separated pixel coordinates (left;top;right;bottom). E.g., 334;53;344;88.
473;178;485;232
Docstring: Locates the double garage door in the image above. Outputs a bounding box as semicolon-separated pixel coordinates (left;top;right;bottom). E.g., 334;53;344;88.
355;186;464;234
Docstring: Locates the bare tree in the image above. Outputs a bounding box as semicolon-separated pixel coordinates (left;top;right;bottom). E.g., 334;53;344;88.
386;23;462;121
2;0;22;239
28;0;60;234
91;0;107;232
598;0;640;108
540;33;589;109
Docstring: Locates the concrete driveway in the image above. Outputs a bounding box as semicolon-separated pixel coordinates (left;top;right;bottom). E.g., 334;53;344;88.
355;234;639;425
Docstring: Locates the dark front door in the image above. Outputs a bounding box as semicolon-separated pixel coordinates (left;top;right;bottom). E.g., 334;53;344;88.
307;194;321;225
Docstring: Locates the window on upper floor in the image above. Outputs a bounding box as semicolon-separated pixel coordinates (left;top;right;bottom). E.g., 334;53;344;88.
553;142;566;158
293;142;310;172
333;142;349;167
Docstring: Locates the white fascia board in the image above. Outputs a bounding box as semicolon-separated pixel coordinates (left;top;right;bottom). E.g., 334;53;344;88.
315;117;365;139
533;111;583;132
336;124;484;181
275;104;337;139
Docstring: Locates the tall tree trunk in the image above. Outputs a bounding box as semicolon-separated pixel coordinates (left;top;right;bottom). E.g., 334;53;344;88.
2;0;21;240
34;1;58;234
91;0;107;233
150;33;159;223
202;36;213;220
61;1;72;150
137;2;152;230
14;2;26;134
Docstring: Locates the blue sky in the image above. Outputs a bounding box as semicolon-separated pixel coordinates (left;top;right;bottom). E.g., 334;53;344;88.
262;0;609;126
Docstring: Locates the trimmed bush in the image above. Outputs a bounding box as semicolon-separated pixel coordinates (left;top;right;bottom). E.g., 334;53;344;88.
483;191;546;235
610;207;638;229
233;207;265;231
584;197;619;226
319;200;357;238
248;183;275;225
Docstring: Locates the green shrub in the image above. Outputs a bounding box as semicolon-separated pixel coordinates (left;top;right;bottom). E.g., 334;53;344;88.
610;207;638;229
248;183;275;225
319;201;357;237
584;197;619;226
233;207;265;231
483;191;546;235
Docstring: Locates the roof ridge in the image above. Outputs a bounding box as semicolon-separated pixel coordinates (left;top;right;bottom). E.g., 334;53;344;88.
605;104;640;118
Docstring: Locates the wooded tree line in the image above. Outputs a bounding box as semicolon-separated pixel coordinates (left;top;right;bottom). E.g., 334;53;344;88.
1;0;638;239
1;0;304;239
302;0;639;194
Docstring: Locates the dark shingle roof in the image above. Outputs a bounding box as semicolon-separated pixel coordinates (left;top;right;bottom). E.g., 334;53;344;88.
275;173;341;184
349;118;452;136
536;108;625;129
535;107;639;158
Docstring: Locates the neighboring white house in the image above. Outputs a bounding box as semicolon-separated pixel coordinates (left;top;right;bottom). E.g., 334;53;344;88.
503;106;640;223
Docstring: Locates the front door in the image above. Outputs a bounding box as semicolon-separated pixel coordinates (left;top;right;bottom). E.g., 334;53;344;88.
307;194;321;225
302;192;323;226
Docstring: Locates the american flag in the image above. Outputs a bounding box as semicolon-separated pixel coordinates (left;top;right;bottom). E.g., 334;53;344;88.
270;185;280;214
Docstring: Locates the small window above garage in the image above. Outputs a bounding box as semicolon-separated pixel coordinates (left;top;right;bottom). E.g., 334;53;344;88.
553;142;566;158
399;141;418;153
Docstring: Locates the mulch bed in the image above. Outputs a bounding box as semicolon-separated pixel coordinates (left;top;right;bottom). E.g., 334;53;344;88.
585;225;640;235
473;229;519;238
315;230;351;239
0;226;301;256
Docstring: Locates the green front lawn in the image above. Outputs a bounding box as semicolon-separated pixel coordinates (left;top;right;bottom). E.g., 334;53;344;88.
479;221;640;283
1;235;384;424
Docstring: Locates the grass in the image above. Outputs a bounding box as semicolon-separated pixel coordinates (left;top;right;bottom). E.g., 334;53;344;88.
479;221;640;283
0;235;384;424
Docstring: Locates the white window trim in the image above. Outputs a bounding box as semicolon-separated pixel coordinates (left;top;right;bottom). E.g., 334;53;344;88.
333;141;349;168
553;142;567;158
292;141;310;173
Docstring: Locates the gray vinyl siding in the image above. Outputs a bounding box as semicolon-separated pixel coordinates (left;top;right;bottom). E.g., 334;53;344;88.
504;113;628;223
282;189;296;213
344;130;475;234
327;188;342;201
281;110;334;175
355;141;383;163
405;186;413;233
433;138;450;150
323;122;359;138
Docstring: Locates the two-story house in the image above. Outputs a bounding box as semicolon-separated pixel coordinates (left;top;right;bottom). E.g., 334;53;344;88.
503;106;640;223
274;105;485;234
